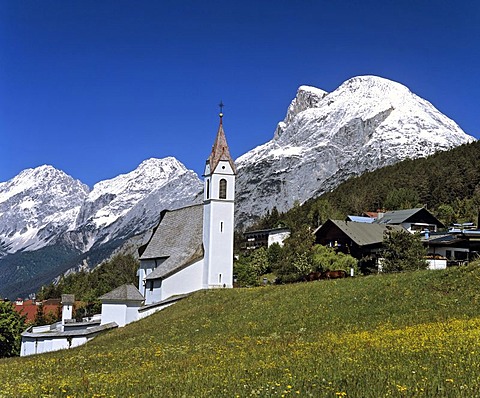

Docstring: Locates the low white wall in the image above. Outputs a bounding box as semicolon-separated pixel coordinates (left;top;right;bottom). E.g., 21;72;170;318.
161;259;203;301
21;335;89;356
427;259;447;270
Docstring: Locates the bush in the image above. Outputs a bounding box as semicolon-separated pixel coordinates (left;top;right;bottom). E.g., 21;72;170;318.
382;230;427;273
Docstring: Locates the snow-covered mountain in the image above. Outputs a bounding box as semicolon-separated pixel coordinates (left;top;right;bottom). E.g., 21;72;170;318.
67;157;202;252
0;158;202;258
0;166;89;256
235;75;475;227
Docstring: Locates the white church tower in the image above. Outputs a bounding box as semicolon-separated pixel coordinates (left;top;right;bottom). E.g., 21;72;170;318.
203;105;236;288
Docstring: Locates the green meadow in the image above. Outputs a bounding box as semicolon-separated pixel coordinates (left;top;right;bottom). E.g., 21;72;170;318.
2;264;480;397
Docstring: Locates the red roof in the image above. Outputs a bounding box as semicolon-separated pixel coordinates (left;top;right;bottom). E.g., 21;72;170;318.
13;299;61;322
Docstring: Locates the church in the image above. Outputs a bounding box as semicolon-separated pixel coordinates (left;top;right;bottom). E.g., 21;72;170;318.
21;111;236;356
137;110;236;304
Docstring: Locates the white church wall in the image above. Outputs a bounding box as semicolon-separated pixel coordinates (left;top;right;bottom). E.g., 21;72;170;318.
21;338;34;356
145;279;162;305
161;259;204;300
21;334;91;357
125;302;141;325
138;259;156;297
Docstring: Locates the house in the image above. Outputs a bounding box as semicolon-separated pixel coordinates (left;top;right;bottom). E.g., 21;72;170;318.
99;284;145;327
242;227;291;251
423;229;480;267
375;208;444;233
314;219;404;269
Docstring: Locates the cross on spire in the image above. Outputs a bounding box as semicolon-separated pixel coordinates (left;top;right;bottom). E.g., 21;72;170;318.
219;101;224;118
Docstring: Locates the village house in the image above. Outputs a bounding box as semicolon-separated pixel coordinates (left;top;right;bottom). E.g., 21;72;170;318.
374;207;444;233
242;227;291;251
21;111;236;356
13;297;61;322
316;207;480;271
314;219;404;270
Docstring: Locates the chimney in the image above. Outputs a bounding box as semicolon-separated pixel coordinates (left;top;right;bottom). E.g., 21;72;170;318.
61;294;75;324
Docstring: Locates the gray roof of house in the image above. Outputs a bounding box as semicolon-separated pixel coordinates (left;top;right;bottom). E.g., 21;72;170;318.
375;208;425;225
326;220;404;246
98;284;144;302
141;204;204;280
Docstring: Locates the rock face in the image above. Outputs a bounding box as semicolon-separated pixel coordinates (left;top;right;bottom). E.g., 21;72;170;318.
234;76;475;228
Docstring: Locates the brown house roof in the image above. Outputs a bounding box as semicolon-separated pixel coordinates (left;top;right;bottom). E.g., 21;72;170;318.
207;117;236;174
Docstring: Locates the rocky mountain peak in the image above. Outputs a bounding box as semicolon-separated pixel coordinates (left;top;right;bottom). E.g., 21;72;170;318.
235;75;475;228
0;165;90;254
274;85;328;139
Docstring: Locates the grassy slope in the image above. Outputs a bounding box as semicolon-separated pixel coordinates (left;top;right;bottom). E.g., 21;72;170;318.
2;265;480;397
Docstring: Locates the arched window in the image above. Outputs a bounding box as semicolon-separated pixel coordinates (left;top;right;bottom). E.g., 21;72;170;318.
219;179;227;199
206;179;210;199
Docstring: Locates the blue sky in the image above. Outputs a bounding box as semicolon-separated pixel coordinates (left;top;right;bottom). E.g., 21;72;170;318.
1;0;479;187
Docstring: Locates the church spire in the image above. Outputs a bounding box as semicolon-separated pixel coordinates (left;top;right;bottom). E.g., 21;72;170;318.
207;103;236;174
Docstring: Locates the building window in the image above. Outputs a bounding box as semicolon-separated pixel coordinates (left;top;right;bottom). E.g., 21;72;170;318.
149;281;154;291
219;179;227;199
206;179;210;199
218;273;222;284
220;222;224;232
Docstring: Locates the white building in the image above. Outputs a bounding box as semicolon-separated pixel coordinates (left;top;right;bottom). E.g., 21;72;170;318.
20;294;116;357
137;112;236;304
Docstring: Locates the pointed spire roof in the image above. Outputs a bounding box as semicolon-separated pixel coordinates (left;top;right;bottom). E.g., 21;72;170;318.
207;112;236;174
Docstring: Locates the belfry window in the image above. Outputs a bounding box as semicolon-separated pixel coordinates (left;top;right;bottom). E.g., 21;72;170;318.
219;179;227;199
206;179;210;199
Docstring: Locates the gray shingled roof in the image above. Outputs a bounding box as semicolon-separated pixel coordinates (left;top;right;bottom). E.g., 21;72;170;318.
375;208;425;225
327;220;404;246
140;204;204;280
98;284;144;302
